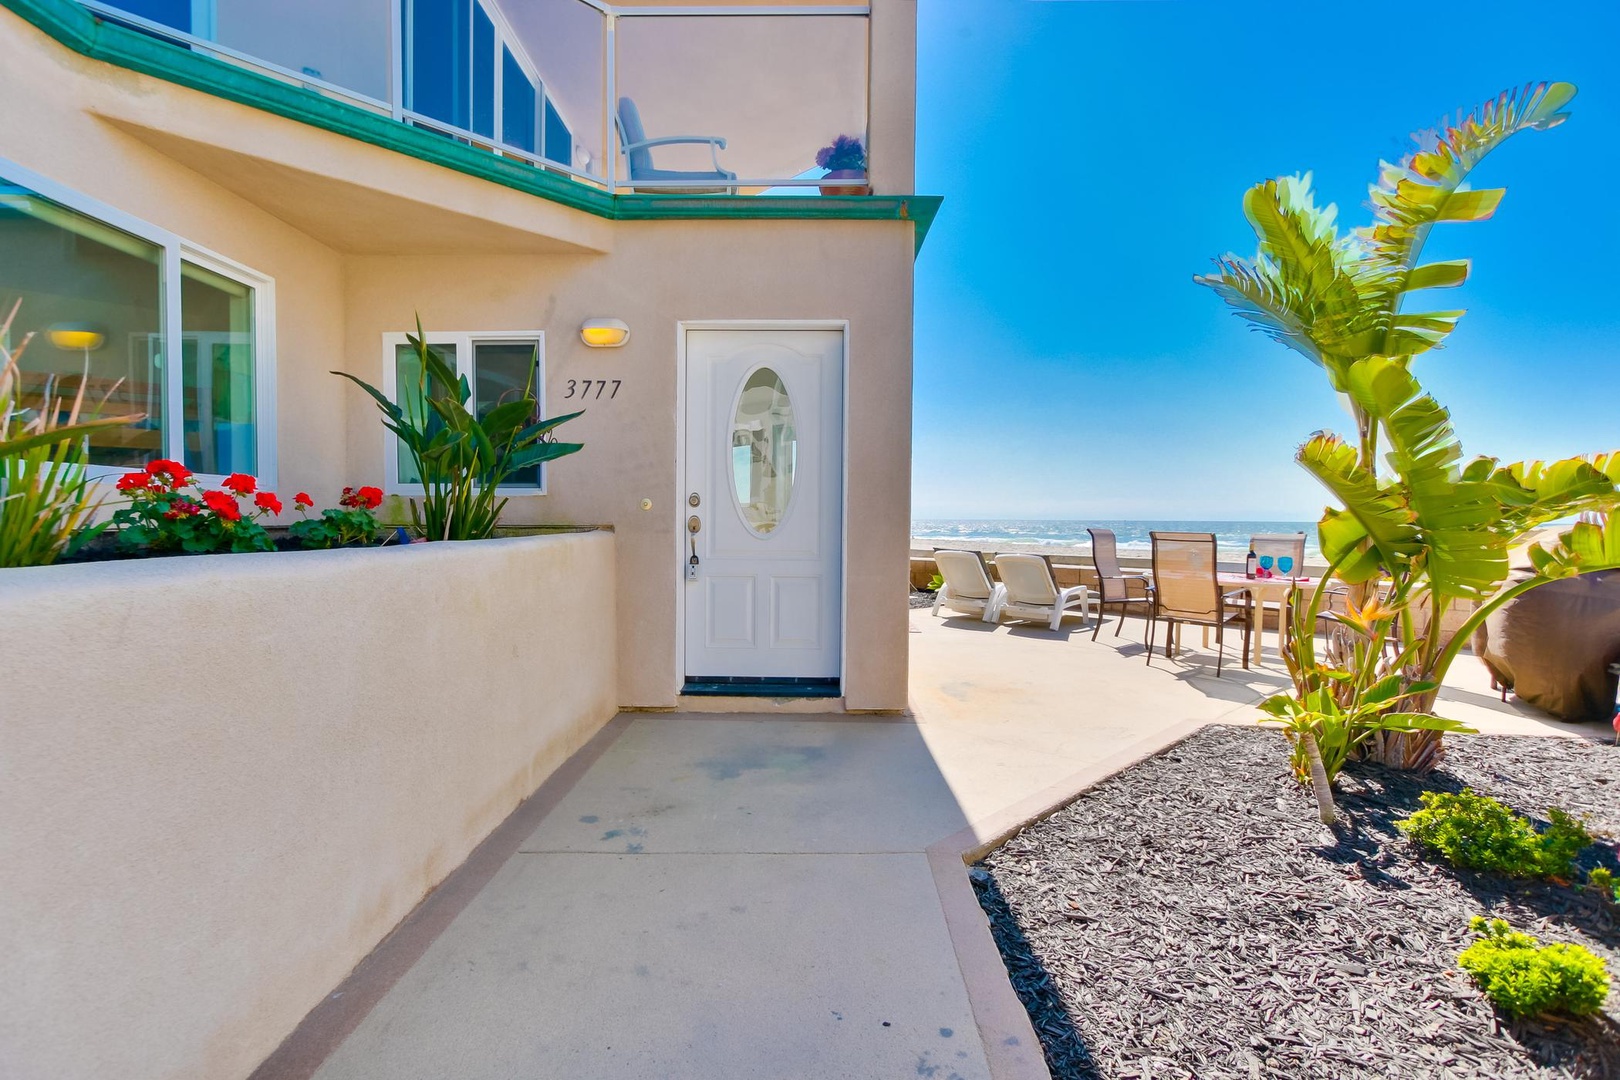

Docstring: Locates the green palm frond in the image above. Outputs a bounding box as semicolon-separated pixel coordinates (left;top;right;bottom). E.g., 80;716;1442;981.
1298;432;1419;582
1197;254;1324;366
1195;174;1374;386
1355;358;1507;599
1529;515;1620;578
1357;82;1576;353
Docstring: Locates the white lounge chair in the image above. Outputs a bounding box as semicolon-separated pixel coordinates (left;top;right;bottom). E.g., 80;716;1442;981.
994;553;1091;631
931;549;1006;622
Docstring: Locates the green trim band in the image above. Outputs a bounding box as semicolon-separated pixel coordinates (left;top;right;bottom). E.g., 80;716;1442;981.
3;0;940;253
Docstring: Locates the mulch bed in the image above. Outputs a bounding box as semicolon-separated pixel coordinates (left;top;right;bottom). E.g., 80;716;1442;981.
975;725;1620;1079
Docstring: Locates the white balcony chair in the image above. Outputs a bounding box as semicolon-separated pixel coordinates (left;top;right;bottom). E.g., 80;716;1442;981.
931;549;1006;622
615;97;737;194
994;553;1091;631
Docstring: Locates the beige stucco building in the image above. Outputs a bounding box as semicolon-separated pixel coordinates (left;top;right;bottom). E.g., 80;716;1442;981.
2;3;933;1077
1;0;934;712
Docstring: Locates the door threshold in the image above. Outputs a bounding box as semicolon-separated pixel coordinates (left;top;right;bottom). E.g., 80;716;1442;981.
682;676;841;699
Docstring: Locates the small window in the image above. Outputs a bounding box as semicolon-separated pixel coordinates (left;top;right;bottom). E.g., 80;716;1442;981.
383;332;547;494
0;160;272;480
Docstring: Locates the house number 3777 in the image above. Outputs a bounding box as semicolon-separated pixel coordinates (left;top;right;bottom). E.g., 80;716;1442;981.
564;379;620;400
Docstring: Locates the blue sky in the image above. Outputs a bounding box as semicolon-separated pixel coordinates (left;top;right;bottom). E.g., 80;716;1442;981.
911;0;1620;521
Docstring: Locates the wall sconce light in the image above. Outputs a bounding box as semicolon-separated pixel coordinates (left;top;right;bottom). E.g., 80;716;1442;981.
579;318;630;349
47;323;106;352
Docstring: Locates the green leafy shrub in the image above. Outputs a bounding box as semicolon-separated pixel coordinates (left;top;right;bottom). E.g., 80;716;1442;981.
1397;790;1591;879
1589;867;1619;902
1458;917;1609;1018
926;573;943;592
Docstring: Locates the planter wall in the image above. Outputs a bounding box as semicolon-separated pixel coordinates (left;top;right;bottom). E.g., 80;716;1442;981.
0;532;617;1080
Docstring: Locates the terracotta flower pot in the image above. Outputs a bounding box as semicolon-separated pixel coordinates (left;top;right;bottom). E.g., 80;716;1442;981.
818;169;867;196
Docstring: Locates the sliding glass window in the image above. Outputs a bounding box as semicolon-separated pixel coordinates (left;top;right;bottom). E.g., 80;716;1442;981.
0;161;271;479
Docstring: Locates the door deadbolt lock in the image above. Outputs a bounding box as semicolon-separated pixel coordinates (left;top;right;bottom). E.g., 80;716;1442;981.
688;515;702;534
688;492;701;507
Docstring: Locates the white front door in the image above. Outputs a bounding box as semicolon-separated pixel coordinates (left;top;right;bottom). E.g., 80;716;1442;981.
683;328;843;685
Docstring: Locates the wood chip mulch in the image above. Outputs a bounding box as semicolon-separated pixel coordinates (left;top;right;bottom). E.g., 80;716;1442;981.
975;724;1620;1079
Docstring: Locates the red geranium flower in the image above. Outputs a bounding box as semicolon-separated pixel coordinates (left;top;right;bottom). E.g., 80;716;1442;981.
145;458;193;485
162;498;202;520
202;489;242;521
294;492;313;509
222;473;257;495
357;486;384;510
116;472;150;492
254;491;283;516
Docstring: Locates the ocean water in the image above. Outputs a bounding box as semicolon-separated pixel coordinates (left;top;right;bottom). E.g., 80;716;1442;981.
911;519;1322;564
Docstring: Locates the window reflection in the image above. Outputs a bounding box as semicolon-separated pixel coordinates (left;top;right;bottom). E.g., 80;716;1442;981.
0;179;164;467
731;367;796;535
181;261;256;476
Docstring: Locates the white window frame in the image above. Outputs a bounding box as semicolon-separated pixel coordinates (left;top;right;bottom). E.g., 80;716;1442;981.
0;156;277;487
379;330;549;497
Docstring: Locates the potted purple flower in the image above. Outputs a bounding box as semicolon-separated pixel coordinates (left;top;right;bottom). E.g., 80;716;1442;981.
815;135;867;196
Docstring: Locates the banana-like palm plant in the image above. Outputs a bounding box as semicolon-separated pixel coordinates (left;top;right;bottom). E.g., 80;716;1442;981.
1198;82;1576;469
1197;82;1620;780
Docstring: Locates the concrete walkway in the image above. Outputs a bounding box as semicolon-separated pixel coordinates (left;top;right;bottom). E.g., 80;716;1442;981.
258;607;1603;1080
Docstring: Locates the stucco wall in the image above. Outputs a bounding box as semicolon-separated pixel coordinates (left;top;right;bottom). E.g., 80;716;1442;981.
0;533;619;1080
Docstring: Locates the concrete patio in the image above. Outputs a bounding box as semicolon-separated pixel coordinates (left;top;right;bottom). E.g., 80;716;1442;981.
253;607;1604;1080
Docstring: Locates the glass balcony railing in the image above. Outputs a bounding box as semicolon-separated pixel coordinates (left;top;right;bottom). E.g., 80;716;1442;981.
84;0;874;197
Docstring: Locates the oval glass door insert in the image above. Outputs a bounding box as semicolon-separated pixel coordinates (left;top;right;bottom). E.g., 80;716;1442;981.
731;367;797;536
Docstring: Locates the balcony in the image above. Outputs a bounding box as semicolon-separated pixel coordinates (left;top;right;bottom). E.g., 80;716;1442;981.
85;0;874;197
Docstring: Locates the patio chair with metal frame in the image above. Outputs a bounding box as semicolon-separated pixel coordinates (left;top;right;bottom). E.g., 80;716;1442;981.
615;97;737;194
1241;530;1308;635
1147;531;1253;676
1087;527;1155;644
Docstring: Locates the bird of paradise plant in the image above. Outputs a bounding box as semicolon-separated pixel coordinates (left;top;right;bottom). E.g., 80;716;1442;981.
0;299;143;567
336;316;583;541
1197;82;1620;804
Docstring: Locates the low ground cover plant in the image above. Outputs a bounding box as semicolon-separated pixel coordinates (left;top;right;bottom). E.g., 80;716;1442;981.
1588;866;1620;903
288;485;386;549
1458;917;1610;1019
1398;790;1591;879
112;461;283;554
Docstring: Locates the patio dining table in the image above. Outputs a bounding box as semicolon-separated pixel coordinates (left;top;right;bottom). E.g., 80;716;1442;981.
1215;572;1308;666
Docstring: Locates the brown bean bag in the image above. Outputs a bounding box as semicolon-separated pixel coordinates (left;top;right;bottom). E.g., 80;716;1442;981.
1473;568;1620;723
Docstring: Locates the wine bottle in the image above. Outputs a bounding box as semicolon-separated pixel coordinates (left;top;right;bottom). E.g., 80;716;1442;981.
1245;547;1258;579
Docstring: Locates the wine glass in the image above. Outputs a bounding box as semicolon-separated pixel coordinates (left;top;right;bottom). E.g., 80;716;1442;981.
1278;556;1295;577
1258;555;1274;577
